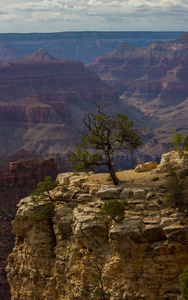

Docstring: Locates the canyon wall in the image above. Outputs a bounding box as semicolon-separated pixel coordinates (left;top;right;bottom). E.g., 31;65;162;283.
0;49;116;156
0;157;58;300
87;33;188;159
6;153;188;299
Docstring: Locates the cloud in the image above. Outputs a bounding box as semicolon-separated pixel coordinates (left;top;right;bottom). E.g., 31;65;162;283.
10;0;63;12
0;13;18;21
29;11;62;21
0;0;188;32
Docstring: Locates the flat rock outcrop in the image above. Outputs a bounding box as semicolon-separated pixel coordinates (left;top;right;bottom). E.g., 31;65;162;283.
6;163;188;299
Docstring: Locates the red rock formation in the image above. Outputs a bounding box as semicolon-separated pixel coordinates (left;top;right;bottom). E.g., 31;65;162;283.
0;49;117;156
0;157;58;300
87;33;188;158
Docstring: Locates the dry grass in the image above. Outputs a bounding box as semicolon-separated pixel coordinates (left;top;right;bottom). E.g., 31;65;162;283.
89;169;167;188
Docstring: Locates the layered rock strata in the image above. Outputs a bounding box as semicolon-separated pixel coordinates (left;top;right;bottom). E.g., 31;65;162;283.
0;49;116;155
7;158;188;299
0;157;58;300
87;33;188;158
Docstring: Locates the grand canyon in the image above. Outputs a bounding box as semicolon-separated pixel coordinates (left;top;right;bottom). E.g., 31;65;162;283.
87;32;188;158
0;31;188;299
0;32;188;166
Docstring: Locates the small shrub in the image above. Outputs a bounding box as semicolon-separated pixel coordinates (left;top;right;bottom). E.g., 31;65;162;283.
30;176;58;202
120;199;129;207
179;266;188;300
33;203;55;221
152;176;159;181
165;164;188;214
29;176;58;221
88;255;111;300
169;130;184;152
169;130;188;154
100;199;124;223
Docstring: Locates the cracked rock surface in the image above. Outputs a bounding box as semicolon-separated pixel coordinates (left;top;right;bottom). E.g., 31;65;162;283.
6;164;188;300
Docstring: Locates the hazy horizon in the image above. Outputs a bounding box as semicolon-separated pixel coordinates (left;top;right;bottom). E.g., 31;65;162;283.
0;0;187;34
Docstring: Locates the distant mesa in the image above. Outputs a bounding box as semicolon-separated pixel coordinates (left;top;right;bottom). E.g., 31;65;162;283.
13;48;58;63
176;32;188;43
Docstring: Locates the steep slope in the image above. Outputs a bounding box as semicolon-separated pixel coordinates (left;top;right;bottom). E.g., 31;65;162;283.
87;33;188;158
0;49;116;156
0;157;58;300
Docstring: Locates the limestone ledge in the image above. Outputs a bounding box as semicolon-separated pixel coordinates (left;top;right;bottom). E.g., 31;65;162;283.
6;170;188;300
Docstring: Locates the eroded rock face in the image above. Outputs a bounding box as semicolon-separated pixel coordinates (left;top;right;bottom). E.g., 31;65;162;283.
0;49;116;155
0;157;58;300
87;33;188;158
6;171;188;300
157;150;188;173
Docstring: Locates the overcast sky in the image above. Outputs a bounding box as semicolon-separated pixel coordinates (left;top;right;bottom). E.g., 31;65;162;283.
0;0;187;33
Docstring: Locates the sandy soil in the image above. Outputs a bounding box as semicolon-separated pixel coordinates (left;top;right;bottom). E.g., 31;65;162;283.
89;169;167;189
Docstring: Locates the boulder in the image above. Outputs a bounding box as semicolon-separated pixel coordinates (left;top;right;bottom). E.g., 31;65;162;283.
135;161;157;173
163;223;187;242
132;188;146;199
96;185;123;199
157;150;188;172
141;225;166;242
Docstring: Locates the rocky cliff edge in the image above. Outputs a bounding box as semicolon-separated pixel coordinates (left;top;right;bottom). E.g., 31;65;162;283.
6;152;188;300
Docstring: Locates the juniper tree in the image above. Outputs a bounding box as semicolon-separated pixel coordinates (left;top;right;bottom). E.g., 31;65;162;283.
70;104;143;185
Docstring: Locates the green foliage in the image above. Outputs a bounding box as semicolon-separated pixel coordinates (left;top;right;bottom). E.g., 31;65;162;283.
29;176;58;221
169;130;188;153
152;176;159;181
70;148;103;172
88;256;111;300
69;103;144;185
100;199;124;223
183;135;188;151
165;164;188;214
30;176;58;202
179;266;188;300
169;130;184;151
120;199;129;207
33;203;55;221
